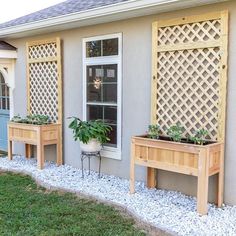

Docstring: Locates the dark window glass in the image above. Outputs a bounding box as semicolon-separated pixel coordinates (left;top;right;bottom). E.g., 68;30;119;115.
104;106;117;124
86;64;117;104
87;105;117;148
86;38;118;58
86;40;101;57
87;65;102;83
2;98;6;109
103;84;117;103
0;72;9;111
6;86;9;97
0;76;4;83
87;105;103;120
103;64;117;83
1;84;5;96
107;125;117;147
103;38;118;56
7;98;9;110
86;63;118;148
87;84;102;102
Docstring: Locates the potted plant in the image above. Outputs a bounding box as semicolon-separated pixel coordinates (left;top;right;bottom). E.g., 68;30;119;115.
68;117;112;152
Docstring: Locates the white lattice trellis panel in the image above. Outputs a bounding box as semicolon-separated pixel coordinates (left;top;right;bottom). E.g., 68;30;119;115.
152;11;228;141
157;48;220;140
27;38;62;123
157;19;221;46
28;42;57;59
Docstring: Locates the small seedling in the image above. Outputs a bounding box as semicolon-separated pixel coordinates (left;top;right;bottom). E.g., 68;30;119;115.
190;129;209;145
147;124;160;139
167;124;184;142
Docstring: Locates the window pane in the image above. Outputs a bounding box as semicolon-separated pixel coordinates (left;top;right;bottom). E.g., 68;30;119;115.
87;105;117;148
86;38;118;57
2;98;6;109
6;86;9;97
87;84;102;102
104;106;117;124
103;38;118;56
87;65;117;83
106;125;117;148
86;40;101;57
103;84;117;103
87;105;103;120
103;64;117;83
0;74;4;83
87;65;103;83
1;84;5;96
7;98;9;110
87;64;117;103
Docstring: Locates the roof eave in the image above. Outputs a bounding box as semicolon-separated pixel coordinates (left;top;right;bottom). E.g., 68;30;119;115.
0;0;228;39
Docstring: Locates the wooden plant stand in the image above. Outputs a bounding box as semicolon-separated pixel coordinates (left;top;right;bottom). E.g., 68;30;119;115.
130;136;224;215
8;122;62;169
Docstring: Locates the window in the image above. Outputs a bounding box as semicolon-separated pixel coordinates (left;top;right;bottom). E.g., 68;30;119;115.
0;73;10;111
83;34;122;159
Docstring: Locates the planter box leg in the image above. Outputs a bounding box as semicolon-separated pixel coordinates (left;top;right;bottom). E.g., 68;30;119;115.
147;167;156;188
130;141;135;194
8;140;12;160
217;144;224;207
25;144;32;159
197;149;209;215
56;140;62;166
37;145;44;170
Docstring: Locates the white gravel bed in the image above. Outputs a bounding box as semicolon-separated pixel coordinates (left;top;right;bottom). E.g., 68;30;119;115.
0;156;235;236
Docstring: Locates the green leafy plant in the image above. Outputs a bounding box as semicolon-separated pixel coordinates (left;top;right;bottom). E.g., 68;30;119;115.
167;124;184;142
190;129;209;145
68;117;112;144
11;114;51;125
147;124;160;139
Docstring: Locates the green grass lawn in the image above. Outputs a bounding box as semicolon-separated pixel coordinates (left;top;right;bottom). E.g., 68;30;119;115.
0;173;146;236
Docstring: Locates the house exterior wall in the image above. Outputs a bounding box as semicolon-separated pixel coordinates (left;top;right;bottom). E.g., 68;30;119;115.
8;0;236;205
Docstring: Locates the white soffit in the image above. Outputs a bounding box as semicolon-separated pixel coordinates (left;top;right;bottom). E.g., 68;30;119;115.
0;0;229;39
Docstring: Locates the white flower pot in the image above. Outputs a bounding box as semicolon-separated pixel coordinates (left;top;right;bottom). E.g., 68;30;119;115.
80;139;102;152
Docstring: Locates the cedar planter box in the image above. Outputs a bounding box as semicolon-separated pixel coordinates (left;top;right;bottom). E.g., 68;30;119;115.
130;135;224;215
8;122;62;169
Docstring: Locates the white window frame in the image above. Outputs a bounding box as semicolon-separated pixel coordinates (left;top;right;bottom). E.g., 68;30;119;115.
82;33;122;160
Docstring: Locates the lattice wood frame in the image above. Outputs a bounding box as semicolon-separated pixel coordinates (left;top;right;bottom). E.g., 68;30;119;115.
26;38;62;124
152;11;228;142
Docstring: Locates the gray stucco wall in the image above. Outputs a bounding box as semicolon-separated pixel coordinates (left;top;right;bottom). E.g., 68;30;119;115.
8;0;236;205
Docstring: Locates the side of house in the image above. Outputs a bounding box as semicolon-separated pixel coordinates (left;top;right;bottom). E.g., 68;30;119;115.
2;0;236;204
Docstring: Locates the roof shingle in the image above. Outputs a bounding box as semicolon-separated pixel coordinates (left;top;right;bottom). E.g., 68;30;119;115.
0;0;129;29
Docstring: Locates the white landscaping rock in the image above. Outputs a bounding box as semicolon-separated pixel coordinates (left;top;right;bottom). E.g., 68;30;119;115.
0;156;235;236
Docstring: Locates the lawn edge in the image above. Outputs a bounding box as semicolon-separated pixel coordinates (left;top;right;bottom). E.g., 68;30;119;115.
0;167;175;236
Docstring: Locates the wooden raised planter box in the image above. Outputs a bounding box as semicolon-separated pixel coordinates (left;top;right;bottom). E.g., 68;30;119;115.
8;122;62;169
130;135;224;215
